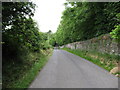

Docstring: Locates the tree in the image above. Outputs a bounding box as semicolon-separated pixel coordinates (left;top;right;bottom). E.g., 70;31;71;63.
50;2;120;46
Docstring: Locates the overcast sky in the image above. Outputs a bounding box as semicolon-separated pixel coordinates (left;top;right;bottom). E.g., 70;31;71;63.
31;0;66;33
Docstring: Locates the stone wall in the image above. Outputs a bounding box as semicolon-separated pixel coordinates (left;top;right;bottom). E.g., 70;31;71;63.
63;34;120;55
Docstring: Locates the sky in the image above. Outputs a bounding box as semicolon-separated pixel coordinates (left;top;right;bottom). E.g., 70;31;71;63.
31;0;66;33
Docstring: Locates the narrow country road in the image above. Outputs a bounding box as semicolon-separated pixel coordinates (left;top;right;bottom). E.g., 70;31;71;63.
29;50;118;88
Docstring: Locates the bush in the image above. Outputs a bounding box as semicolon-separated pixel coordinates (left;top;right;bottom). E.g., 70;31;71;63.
110;13;120;43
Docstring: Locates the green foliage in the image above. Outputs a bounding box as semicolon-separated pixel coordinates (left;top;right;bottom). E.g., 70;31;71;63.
50;2;120;46
4;49;52;88
2;2;51;61
110;25;120;42
2;2;52;88
2;2;36;61
110;13;120;43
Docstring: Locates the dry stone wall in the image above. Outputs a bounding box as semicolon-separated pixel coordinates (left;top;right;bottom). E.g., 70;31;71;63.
63;34;120;55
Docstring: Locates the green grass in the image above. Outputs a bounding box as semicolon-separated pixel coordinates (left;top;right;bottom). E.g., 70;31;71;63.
62;48;119;72
3;49;53;89
11;56;49;88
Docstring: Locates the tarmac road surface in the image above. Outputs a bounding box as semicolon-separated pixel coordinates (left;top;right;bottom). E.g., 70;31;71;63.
29;50;118;88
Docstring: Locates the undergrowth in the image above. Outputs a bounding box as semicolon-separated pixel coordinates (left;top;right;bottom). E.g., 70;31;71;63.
3;49;53;88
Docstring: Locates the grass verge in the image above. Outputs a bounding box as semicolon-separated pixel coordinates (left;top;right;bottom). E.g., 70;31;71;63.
3;49;53;88
62;48;119;76
12;56;51;88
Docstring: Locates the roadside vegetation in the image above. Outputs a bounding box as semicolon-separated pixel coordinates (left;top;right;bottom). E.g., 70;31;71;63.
2;1;120;88
3;49;53;88
63;48;120;77
2;2;53;88
50;2;120;46
49;2;120;76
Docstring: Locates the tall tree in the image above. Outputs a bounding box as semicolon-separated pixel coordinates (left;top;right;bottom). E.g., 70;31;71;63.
50;2;120;46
